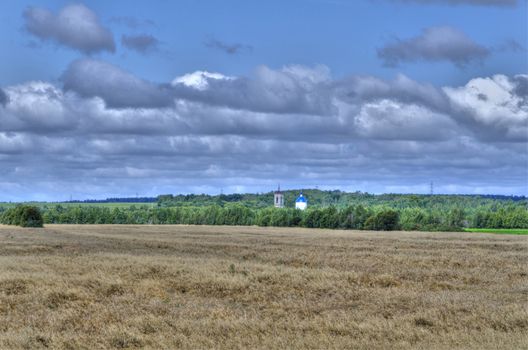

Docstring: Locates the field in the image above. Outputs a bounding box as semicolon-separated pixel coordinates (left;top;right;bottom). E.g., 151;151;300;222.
0;225;527;349
464;228;528;235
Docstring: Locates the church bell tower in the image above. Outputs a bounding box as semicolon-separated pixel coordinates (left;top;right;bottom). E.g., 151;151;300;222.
274;185;284;208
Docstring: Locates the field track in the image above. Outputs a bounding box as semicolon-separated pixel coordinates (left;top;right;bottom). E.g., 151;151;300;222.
0;225;527;349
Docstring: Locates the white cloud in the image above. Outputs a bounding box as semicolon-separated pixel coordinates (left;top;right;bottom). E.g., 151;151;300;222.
2;81;75;132
444;74;528;141
172;71;233;91
354;99;457;140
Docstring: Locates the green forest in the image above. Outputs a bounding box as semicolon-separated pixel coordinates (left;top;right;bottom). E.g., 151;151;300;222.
1;190;526;231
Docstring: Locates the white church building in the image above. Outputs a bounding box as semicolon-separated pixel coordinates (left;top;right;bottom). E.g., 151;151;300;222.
274;186;307;210
295;192;307;210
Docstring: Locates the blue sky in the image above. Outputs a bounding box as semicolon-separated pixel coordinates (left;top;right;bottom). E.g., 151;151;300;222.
0;0;527;200
1;0;525;85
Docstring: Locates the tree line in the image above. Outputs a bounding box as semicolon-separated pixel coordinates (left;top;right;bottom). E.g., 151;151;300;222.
2;203;526;230
1;190;526;230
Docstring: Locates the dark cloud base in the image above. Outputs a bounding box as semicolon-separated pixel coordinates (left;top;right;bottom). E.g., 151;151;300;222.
61;59;174;109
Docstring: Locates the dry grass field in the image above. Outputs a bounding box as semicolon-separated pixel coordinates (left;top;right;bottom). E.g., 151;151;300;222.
0;224;527;349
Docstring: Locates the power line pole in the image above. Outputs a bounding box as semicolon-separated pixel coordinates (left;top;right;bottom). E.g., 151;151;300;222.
430;182;434;196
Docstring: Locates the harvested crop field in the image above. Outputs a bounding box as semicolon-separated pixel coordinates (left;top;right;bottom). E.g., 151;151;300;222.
0;225;527;349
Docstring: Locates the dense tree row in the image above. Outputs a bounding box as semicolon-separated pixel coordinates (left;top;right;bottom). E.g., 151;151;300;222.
3;203;525;230
471;207;528;229
2;190;526;230
155;190;528;230
6;204;401;230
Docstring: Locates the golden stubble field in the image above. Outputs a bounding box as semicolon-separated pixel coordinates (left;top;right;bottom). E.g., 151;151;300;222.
0;224;526;349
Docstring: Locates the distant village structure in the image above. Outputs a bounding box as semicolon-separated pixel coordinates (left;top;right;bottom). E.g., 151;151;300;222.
273;186;307;210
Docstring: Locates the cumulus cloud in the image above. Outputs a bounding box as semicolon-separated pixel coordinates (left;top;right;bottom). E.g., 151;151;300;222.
444;74;528;141
121;34;159;54
61;59;174;109
1;81;76;132
378;26;489;67
11;61;528;144
23;4;115;54
61;59;335;115
1;61;526;199
388;0;517;5
172;65;336;115
334;74;449;112
353;100;458;141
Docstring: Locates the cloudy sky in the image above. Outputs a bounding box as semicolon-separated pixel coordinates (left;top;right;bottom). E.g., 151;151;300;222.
0;0;526;201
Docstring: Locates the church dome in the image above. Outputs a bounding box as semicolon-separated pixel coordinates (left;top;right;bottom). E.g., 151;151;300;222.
296;193;307;203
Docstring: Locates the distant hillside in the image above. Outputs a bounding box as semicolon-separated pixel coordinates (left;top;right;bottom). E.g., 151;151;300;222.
157;189;527;210
66;197;157;203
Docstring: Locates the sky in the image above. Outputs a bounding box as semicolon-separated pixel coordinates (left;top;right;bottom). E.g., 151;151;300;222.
0;0;527;201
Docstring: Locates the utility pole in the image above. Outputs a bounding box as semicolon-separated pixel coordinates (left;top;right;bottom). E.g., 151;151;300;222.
430;182;434;196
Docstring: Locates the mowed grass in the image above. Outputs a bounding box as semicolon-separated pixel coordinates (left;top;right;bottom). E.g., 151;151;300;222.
0;225;527;349
464;228;528;235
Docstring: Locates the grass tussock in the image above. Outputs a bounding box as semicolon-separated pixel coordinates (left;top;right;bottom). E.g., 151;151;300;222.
0;224;527;349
